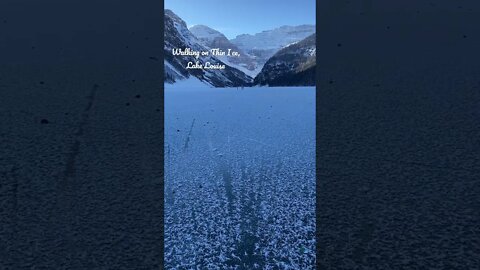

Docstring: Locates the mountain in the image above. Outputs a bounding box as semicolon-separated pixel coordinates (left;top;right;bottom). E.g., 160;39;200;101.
254;33;316;86
188;25;224;41
189;25;261;77
164;10;252;87
230;25;315;66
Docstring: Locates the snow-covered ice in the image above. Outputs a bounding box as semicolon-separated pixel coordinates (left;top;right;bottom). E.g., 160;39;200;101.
165;85;316;269
315;6;480;269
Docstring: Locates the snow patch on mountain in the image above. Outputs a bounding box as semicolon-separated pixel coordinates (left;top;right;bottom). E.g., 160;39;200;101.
215;55;262;78
254;33;316;86
164;9;252;87
189;25;224;42
190;25;262;77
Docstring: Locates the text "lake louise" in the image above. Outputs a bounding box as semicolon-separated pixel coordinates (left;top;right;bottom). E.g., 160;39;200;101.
186;61;225;70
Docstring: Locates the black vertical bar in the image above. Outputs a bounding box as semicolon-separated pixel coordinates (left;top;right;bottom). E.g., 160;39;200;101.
317;0;480;269
0;0;165;268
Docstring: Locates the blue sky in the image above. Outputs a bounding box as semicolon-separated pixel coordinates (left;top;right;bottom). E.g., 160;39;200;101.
165;0;315;39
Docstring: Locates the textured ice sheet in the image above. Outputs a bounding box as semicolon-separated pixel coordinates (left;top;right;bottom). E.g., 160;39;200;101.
0;1;164;268
316;8;480;269
165;86;316;269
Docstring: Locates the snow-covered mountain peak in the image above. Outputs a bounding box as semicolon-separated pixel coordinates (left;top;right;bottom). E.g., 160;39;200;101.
165;9;187;28
189;25;225;41
254;33;316;86
164;9;252;87
231;24;315;51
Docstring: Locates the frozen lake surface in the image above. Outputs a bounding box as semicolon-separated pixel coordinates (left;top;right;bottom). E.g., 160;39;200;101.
165;84;316;269
315;10;480;269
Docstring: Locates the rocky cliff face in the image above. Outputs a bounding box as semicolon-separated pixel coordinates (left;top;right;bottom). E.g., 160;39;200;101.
190;25;260;77
254;34;316;86
231;25;315;69
164;10;252;87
